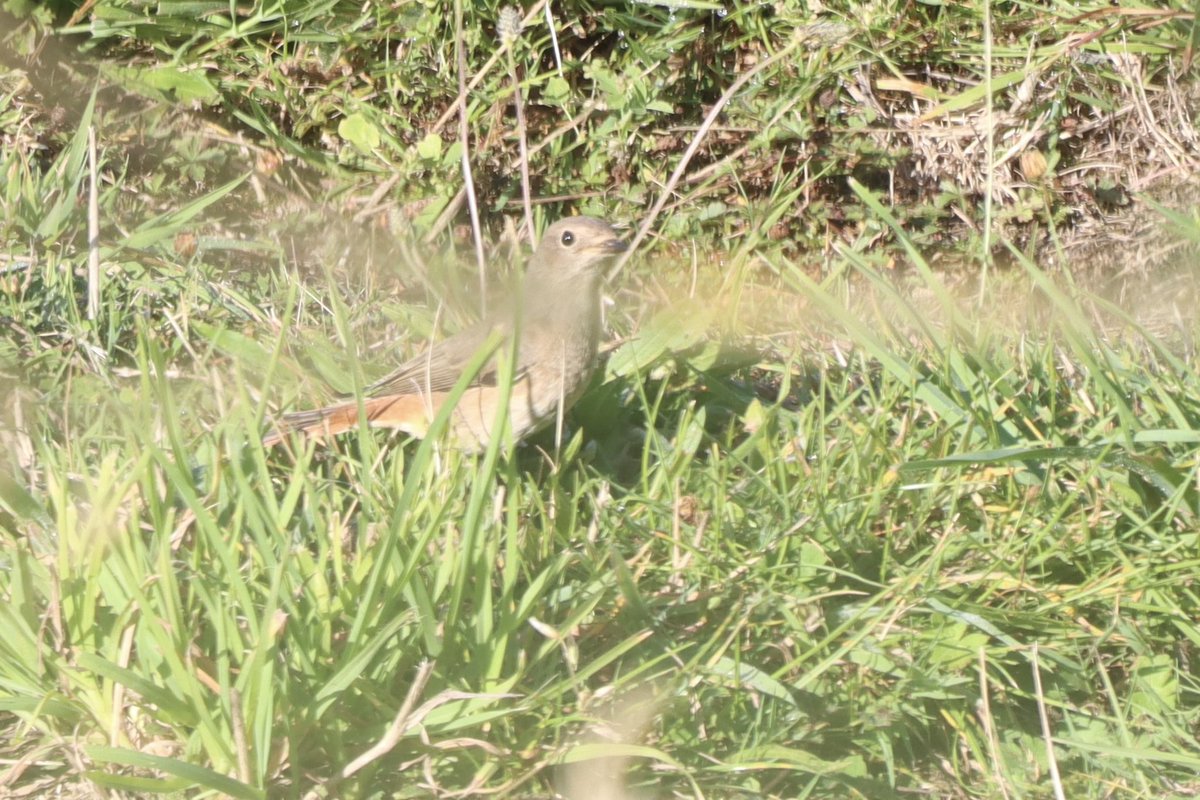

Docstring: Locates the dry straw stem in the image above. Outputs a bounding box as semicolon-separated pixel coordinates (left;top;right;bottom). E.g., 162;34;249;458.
329;680;519;797
609;34;807;279
337;661;435;781
976;648;1013;800
856;11;1199;218
430;0;549;136
426;2;547;249
979;0;995;304
87;125;99;320
1031;644;1067;800
454;0;488;313
297;659;432;800
499;6;536;246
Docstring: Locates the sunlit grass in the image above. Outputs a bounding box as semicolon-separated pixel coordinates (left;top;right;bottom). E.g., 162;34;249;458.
2;0;1200;797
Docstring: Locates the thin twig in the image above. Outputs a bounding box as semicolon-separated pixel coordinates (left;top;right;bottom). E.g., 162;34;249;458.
511;68;535;246
352;172;402;223
977;647;1012;800
978;0;994;306
680;94;805;188
87;125;100;320
544;0;562;73
503;191;604;207
454;0;488;315
230;688;251;785
1030;643;1067;800
110;624;135;747
607;36;802;280
341;661;435;779
430;0;549;136
500;7;536;247
527;100;601;158
423;186;467;244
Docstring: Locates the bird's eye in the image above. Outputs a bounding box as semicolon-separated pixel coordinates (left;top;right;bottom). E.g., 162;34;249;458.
560;231;575;246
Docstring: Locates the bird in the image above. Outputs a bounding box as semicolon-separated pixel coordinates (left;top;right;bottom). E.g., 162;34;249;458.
262;216;626;451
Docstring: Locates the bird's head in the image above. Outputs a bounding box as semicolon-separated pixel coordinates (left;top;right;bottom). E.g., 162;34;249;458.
528;216;627;281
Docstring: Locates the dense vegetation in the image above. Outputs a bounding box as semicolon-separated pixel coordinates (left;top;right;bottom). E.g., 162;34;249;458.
2;1;1199;797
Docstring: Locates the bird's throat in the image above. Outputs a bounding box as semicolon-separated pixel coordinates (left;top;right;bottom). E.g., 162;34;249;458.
522;269;601;329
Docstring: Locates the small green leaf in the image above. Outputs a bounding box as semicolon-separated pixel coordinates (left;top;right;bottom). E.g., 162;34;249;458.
556;742;684;768
85;746;263;799
0;469;48;525
543;75;570;104
605;301;714;380
124;174;248;250
724;744;867;776
708;656;796;705
140;66;218;103
192;321;273;375
586;64;625;110
416;132;443;160
103;64;219;104
1130;653;1179;715
76;653;198;726
338;112;381;153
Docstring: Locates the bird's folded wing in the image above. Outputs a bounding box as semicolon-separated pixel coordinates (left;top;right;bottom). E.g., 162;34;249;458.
365;318;514;397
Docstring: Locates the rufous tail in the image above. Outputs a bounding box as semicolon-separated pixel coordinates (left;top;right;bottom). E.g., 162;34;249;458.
262;394;430;447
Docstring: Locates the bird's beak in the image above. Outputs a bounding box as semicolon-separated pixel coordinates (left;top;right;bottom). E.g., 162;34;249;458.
601;238;628;254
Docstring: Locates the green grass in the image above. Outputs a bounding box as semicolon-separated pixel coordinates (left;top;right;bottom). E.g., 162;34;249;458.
2;0;1200;797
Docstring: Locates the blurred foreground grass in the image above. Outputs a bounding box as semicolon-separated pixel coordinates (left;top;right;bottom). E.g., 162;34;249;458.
2;1;1200;798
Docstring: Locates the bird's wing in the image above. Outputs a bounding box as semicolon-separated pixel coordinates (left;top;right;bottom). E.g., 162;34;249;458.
366;317;516;397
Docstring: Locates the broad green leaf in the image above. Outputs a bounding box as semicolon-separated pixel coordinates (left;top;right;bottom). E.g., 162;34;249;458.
723;745;867;776
192;321;274;375
416;132;443;160
85;746;263;799
339;112;381;153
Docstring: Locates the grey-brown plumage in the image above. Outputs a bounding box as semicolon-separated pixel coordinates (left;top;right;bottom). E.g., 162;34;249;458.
263;216;625;450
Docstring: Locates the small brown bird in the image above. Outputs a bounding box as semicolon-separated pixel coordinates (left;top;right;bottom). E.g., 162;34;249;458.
263;216;626;450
